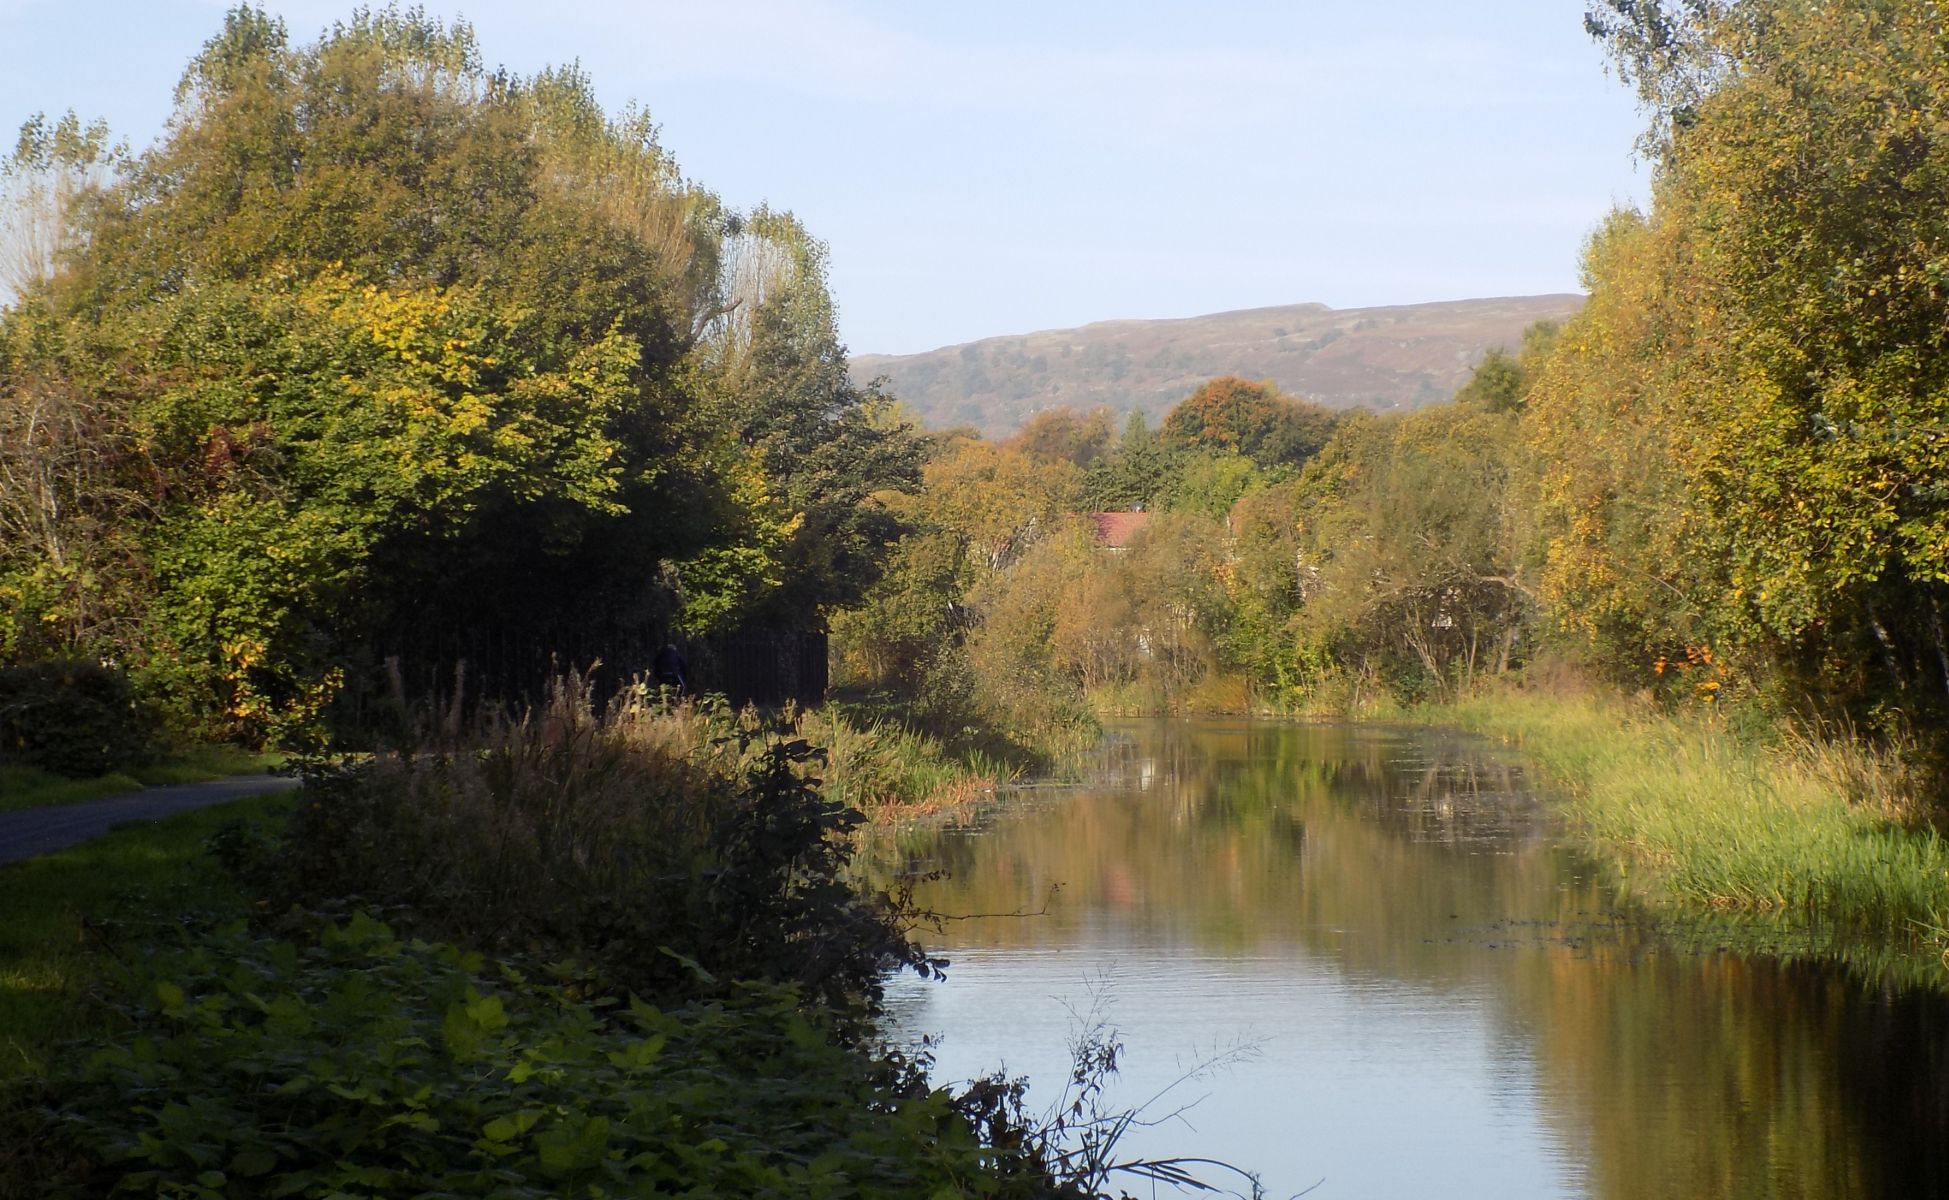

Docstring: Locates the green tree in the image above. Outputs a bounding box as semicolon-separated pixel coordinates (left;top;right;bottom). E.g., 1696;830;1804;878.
0;7;917;739
1540;0;1949;735
1081;409;1167;511
1289;405;1530;700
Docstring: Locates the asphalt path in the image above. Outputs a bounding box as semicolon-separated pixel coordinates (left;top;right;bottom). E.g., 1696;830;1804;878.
0;774;302;866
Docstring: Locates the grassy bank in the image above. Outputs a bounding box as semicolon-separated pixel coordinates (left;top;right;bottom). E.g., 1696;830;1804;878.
1423;689;1949;970
3;686;1088;1198
807;708;1013;819
0;747;285;814
0;793;288;1084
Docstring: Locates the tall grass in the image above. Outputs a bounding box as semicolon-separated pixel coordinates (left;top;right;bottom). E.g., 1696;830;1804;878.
1431;689;1949;964
797;707;1014;818
226;676;1000;1005
1085;671;1258;717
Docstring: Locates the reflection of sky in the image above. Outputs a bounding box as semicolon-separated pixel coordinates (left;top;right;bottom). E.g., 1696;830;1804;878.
884;947;1582;1200
878;719;1585;1197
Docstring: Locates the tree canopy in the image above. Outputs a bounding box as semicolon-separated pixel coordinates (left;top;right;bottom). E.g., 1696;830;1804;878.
0;7;918;742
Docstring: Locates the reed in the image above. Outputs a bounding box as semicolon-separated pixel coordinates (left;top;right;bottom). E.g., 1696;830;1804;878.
1428;690;1949;963
797;706;1013;818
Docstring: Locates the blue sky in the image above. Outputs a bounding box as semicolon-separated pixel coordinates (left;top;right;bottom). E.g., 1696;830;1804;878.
1;1;1649;354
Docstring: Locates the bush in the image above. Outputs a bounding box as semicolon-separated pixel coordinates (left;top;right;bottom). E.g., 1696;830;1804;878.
219;678;941;1010
0;661;154;778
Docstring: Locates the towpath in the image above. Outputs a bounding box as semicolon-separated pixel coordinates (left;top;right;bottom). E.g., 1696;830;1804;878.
0;774;301;866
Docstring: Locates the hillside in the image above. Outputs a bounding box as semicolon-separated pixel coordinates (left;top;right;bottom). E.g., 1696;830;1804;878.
850;294;1582;436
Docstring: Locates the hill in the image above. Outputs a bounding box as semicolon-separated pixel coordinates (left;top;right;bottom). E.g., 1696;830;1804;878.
849;294;1583;436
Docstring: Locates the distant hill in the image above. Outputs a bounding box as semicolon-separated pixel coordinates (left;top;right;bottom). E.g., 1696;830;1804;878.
849;294;1583;437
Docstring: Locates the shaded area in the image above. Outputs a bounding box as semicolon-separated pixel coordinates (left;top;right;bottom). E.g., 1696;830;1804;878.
0;775;298;865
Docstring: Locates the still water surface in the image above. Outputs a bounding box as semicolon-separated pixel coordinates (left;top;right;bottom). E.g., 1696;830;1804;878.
877;719;1949;1199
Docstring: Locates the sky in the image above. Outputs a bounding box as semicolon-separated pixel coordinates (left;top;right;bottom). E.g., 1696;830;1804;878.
0;1;1651;355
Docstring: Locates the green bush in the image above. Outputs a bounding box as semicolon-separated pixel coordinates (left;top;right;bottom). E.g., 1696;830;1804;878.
0;661;154;778
219;682;942;1010
38;915;1059;1199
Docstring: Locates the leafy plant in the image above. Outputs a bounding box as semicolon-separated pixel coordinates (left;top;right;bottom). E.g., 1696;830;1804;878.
38;915;1058;1199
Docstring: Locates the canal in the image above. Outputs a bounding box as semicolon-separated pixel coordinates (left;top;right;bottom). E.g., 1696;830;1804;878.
877;718;1949;1199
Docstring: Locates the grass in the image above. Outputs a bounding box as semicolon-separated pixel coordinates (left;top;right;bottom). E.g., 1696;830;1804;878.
800;707;1016;819
1424;687;1949;969
0;745;285;814
0;792;289;1082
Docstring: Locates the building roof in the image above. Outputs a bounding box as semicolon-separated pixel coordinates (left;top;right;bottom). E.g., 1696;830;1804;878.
1089;511;1150;548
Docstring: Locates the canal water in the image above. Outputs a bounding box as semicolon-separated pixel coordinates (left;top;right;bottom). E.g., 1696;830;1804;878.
876;718;1949;1199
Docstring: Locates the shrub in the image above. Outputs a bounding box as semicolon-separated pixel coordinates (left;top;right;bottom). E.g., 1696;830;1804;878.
0;661;154;778
219;678;941;1010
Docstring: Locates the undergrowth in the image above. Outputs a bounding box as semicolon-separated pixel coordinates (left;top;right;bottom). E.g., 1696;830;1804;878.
26;916;1059;1199
3;673;1230;1198
219;676;945;1012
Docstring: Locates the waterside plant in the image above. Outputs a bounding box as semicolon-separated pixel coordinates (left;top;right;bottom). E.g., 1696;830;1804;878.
1430;688;1949;972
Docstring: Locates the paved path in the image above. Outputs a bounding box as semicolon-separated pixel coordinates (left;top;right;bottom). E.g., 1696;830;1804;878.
0;774;303;866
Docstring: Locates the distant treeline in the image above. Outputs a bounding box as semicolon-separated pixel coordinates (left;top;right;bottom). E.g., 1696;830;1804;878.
838;0;1949;777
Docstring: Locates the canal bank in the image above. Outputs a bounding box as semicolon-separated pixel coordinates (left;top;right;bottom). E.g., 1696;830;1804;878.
1415;690;1949;987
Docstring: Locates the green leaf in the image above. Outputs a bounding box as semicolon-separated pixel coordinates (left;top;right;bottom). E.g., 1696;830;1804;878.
481;1116;521;1143
230;1147;278;1177
156;981;186;1013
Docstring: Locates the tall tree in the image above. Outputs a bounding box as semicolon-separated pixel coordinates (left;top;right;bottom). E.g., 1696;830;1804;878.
0;7;918;739
1541;0;1949;730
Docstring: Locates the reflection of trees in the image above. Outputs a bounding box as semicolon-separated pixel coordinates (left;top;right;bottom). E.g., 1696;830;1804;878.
872;718;1949;1200
1510;946;1949;1199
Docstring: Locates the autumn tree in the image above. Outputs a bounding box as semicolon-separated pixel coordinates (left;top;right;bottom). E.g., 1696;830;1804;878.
1160;375;1337;469
1008;405;1116;469
1537;0;1949;736
0;8;918;741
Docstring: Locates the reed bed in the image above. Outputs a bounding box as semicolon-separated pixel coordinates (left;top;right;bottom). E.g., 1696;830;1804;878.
797;707;1013;819
1431;691;1949;960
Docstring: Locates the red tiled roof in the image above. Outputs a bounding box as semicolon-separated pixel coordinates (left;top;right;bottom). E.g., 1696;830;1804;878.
1089;511;1150;548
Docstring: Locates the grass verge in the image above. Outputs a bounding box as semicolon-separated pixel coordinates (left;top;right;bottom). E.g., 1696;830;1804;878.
0;792;289;1082
0;747;285;814
1424;688;1949;971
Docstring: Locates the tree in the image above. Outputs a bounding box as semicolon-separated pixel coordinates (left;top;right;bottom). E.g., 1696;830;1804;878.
1081;410;1167;512
1288;405;1530;700
1008;405;1116;469
1543;0;1949;733
0;112;123;302
1160;375;1336;469
0;7;918;739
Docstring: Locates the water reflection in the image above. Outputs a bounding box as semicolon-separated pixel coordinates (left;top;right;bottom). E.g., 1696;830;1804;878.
876;719;1949;1200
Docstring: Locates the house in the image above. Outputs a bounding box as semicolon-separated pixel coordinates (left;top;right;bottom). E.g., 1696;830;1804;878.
1088;511;1150;552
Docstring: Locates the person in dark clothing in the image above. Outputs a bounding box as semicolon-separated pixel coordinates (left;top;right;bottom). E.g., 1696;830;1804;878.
652;643;688;695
